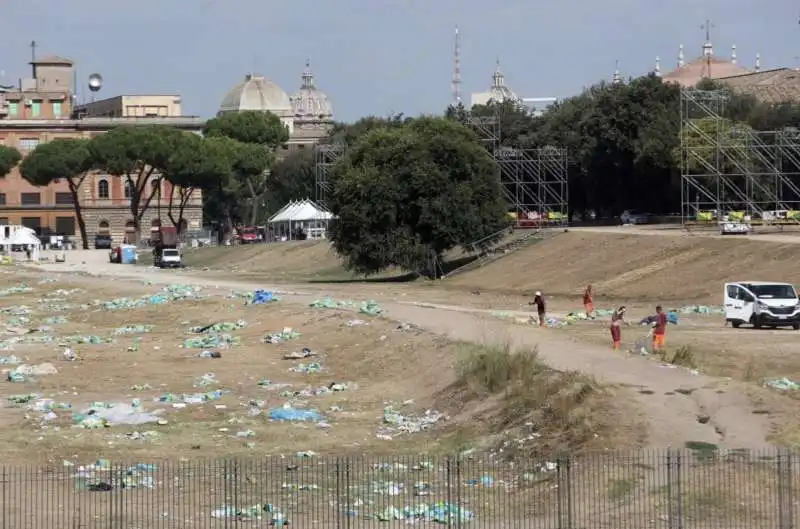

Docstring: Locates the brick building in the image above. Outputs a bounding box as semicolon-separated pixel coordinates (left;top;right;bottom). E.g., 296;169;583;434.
0;53;204;247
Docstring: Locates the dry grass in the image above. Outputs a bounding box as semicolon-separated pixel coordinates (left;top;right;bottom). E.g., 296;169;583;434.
439;342;646;458
445;231;800;303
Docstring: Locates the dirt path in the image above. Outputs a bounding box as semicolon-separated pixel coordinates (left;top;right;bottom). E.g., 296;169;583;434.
34;256;773;449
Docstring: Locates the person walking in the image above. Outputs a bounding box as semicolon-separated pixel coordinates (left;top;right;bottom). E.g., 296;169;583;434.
610;306;626;350
583;284;594;319
652;305;667;353
530;291;546;327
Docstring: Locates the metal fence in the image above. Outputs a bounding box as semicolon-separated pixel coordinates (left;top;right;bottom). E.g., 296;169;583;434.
1;449;798;528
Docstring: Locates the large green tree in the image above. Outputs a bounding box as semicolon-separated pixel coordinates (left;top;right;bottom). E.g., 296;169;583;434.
329;117;508;277
203;111;286;225
0;145;21;177
263;149;315;216
162;133;232;233
89;125;183;240
19;139;94;248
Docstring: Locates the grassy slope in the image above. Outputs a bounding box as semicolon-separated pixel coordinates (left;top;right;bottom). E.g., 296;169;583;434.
446;232;800;303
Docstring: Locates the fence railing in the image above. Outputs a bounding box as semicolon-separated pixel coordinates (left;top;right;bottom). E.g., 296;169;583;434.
1;449;798;528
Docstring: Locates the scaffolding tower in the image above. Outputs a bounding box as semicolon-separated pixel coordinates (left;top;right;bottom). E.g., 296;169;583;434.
467;116;569;228
313;144;344;210
680;89;800;231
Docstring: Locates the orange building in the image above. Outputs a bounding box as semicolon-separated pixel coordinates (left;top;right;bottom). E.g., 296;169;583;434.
0;53;205;247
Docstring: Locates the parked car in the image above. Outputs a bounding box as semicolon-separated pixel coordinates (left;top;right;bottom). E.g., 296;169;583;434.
620;210;652;225
95;234;113;249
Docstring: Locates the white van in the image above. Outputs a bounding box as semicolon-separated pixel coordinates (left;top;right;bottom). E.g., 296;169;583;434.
724;282;800;329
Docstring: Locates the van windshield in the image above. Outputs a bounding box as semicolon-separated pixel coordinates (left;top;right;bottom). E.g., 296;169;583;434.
162;250;179;257
743;284;797;299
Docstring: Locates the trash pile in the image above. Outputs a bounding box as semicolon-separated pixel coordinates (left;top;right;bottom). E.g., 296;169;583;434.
190;320;246;333
0;284;34;296
380;403;445;437
279;382;348;398
184;333;238;349
764;378;800;391
360;301;383;315
211;504;288;524
157;390;225;406
373;503;474;523
74;401;165;428
310;297;355;309
71;460;157;491
7;362;58;382
114;324;152;335
263;328;300;344
101;284;203;310
289;362;322;374
268;405;322;422
247;290;279;305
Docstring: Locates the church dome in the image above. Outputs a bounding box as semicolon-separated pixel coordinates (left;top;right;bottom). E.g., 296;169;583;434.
290;61;334;120
487;60;518;103
218;74;292;117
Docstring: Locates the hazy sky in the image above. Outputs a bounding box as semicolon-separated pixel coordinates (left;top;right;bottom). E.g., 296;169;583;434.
0;0;796;121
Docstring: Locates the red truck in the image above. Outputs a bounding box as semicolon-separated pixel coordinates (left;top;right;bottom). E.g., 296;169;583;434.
237;226;259;244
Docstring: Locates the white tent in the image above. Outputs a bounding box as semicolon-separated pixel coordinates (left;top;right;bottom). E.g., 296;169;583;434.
268;199;334;240
4;226;42;261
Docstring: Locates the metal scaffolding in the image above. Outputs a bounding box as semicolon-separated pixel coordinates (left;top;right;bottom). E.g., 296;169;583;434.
467;116;569;228
680;88;800;230
314;144;344;210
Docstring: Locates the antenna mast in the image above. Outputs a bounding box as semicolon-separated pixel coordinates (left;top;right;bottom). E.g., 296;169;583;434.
452;25;461;105
701;19;714;79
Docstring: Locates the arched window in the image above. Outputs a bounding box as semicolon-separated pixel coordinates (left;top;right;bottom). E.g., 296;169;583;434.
151;219;161;228
124;180;134;199
125;220;135;232
98;179;109;199
98;220;110;234
151;179;160;192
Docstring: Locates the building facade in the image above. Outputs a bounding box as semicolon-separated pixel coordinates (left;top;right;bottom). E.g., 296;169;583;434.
75;94;184;118
0;53;204;247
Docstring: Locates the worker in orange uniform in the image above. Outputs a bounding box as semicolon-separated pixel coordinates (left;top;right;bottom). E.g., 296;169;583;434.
610;306;626;349
652;305;667;353
583;284;594;319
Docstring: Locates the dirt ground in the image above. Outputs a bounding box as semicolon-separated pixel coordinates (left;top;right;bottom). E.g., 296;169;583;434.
0;269;636;467
9;236;800;528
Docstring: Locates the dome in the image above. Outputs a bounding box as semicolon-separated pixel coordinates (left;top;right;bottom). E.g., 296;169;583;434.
487;60;518;103
218;74;292;117
290;61;334;121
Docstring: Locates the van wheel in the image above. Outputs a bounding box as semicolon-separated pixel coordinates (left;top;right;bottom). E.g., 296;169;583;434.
793;323;800;330
751;316;762;329
731;321;741;329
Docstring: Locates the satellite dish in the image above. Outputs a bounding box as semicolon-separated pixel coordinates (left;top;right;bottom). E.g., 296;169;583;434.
88;73;102;92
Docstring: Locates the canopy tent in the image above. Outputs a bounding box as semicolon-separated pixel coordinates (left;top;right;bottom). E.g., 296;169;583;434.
4;226;42;261
268;199;334;240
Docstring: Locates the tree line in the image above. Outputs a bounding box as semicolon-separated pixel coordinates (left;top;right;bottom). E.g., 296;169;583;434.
0;111;289;248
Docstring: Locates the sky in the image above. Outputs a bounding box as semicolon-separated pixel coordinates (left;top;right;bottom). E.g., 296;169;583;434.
0;0;797;122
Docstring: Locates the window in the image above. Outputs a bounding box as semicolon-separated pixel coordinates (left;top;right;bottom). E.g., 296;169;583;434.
151;179;160;193
7;101;18;116
52;102;62;117
19;138;39;151
55;216;75;236
21;217;41;234
124;180;134;199
98;179;109;199
727;285;738;299
0;218;8;225
0;193;6;205
31;100;41;117
20;192;41;205
55;192;73;205
98;220;110;233
742;283;797;299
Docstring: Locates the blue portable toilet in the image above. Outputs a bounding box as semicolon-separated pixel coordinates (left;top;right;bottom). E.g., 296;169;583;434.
120;245;137;264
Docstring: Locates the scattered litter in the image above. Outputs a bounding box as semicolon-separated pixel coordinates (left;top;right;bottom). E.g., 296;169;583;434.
283;348;315;359
360;301;383;315
374;503;473;523
194;373;218;387
114;324;152;335
196;350;221;359
248;290;279;305
289;362;322;374
381;404;445;435
211;504;287;524
0;284;33;296
347;319;366;327
191;320;246;333
0;354;20;364
183;334;237;349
